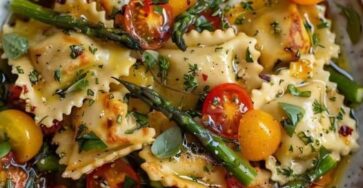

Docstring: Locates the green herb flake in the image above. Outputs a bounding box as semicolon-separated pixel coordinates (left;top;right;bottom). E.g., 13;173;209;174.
317;19;329;29
277;167;294;177
235;14;246;25
116;115;123;125
158;56;170;85
87;89;94;96
69;44;84;59
76;124;107;152
16;66;24;74
2;33;29;60
287;84;311;97
151;126;183;159
28;70;40;85
245;48;253;63
241;1;253;11
55;71;89;98
312;100;328;114
142;50;159;71
195;16;213;32
88;45;98;54
54;69;61;82
279;102;305;136
297;131;314;145
271;21;281;35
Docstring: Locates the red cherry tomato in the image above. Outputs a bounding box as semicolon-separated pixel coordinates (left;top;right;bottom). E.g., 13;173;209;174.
86;159;140;188
116;0;173;49
201;83;253;139
226;174;245;188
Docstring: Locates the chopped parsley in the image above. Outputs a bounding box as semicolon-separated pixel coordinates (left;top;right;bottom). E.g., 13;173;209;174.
76;124;107;152
158;56;170;85
317;18;329;29
28;70;40;85
234;14;246;25
69;44;84;59
116;115;123;125
16;66;24;74
312;100;328;114
88;45;98;54
55;71;89;98
287;84;311;97
297;131;314;145
54;69;61;82
245;48;253;63
87;89;94;96
270;21;281;35
241;1;253;11
183;64;199;91
142;50;159;71
277;167;294;177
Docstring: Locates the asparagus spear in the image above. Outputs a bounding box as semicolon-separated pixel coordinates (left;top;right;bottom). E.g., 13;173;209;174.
171;0;223;51
114;78;257;186
10;0;140;49
326;63;363;105
283;147;337;188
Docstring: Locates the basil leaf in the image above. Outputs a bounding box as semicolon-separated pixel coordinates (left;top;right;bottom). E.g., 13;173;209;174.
55;72;89;98
287;84;311;97
279;102;305;136
195;16;213;32
151;126;182;159
337;4;362;44
0;141;11;158
76;125;107;152
2;33;29;60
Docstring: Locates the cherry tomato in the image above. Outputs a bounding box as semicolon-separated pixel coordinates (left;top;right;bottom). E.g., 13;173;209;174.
226;174;244;188
86;159;140;188
290;0;324;5
116;0;173;49
238;110;281;161
201;83;253;139
0;110;43;163
0;153;28;188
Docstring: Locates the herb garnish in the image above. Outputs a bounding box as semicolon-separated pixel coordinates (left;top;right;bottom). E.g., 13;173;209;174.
54;69;61;82
245;48;253;63
287;84;311;97
279;102;305;136
76;124;107;152
29;70;40;85
55;71;89;98
271;21;281;35
158;56;170;84
235;14;246;25
183;64;199;91
241;1;253;11
2;33;29;60
69;44;84;59
195;16;214;32
312;100;328;114
151;126;183;159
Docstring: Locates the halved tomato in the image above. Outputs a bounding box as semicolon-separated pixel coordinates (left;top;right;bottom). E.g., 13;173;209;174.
116;0;173;49
226;174;244;188
0;152;28;188
201;83;253;139
86;159;140;188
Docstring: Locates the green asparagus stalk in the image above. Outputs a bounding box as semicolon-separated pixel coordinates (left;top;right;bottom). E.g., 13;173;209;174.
326;63;363;105
114;78;257;186
10;0;140;49
171;0;222;51
283;147;337;188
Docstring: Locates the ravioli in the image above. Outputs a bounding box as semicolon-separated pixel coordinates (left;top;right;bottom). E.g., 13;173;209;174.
54;0;114;28
157;29;263;109
53;91;155;179
139;147;228;188
252;55;359;184
4;20;135;127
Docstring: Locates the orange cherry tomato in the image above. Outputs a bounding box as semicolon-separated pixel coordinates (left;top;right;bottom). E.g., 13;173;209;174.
86;159;140;188
202;83;253;139
290;0;324;5
116;0;173;49
238;110;281;161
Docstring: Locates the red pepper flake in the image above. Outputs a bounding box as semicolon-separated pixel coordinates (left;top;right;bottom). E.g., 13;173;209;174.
30;106;36;112
339;125;353;137
202;74;208;81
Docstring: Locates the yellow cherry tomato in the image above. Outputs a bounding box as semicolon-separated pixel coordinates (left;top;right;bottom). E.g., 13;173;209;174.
0;110;43;163
238;110;282;161
290;0;324;5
